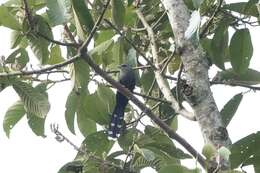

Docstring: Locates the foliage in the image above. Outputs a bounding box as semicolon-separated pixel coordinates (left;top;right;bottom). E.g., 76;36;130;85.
0;0;259;172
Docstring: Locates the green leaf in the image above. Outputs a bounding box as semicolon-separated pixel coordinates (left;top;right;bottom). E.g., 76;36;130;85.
82;131;114;157
3;100;25;137
95;30;115;46
48;45;65;64
27;113;46;137
112;37;125;66
71;0;94;32
223;2;259;17
58;160;83;173
213;68;260;85
134;146;156;161
65;90;78;134
80;92;109;125
0;5;21;30
211;24;228;70
10;30;24;49
25;15;53;64
112;0;125;29
230;28;253;74
132;156;161;171
72;58;90;89
118;128;142;151
5;48;29;70
145;126;172;145
140;69;156;92
159;164;199;173
77;110;97;137
90;39;114;64
46;0;71;26
220;93;243;127
13;81;50;118
230;132;260;169
97;85;116;113
90;39;115;65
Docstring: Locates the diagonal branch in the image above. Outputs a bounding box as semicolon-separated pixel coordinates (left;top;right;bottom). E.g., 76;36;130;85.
136;9;195;121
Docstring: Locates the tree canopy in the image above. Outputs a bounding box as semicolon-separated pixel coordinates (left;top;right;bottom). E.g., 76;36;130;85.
0;0;260;173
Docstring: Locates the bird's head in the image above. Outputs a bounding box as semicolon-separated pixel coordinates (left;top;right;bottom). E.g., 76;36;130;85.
118;64;132;73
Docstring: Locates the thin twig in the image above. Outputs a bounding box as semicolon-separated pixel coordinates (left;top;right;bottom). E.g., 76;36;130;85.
176;63;184;107
50;124;122;169
37;32;79;48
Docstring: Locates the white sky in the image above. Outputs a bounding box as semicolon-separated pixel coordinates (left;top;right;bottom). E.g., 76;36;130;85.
0;0;259;173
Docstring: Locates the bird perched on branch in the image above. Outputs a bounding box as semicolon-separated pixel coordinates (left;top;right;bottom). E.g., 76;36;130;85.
108;64;136;138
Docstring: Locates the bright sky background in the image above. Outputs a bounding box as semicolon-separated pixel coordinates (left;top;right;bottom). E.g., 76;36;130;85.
0;0;259;173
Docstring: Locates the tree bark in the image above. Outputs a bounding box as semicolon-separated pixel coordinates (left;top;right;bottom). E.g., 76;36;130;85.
161;0;231;169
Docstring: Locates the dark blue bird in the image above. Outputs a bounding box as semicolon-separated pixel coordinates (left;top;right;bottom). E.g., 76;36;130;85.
108;64;136;138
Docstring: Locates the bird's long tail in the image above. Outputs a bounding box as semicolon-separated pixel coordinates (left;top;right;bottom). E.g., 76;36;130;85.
108;103;125;138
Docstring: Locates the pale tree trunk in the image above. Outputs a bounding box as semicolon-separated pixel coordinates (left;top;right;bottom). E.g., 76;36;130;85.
160;0;231;170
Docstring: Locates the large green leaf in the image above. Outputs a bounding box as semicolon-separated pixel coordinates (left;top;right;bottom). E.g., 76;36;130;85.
27;112;46;137
3;100;25;137
0;5;21;30
230;132;260;169
112;0;125;29
80;92;109;125
46;0;71;26
77;109;97;137
71;0;94;32
223;1;259;17
211;24;228;69
48;45;65;64
220;93;243;127
112;37;125;66
10;30;24;49
140;69;156;92
213;68;260;85
97;85;116;113
13;81;50;118
89;39;114;65
230;29;253;74
118;128;142;151
82;131;114;157
58;160;83;173
72;58;90;89
24;15;53;64
65;90;79;134
5;48;29;70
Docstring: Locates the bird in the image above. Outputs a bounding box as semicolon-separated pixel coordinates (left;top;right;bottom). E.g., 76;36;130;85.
108;64;136;138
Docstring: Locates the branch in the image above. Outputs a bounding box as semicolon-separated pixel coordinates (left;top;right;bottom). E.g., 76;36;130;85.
0;57;79;77
165;75;260;91
136;9;195;121
37;32;80;48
